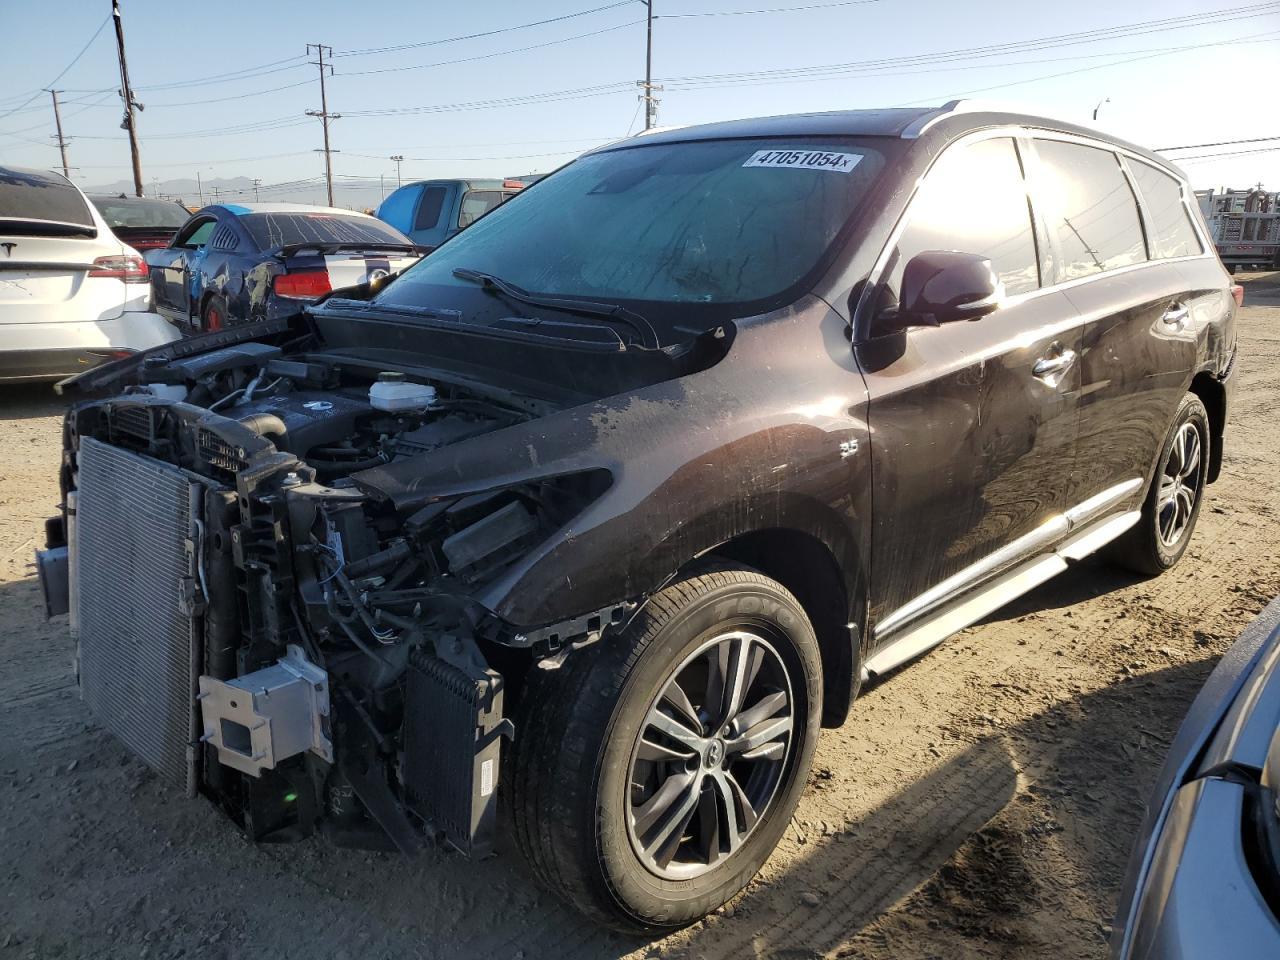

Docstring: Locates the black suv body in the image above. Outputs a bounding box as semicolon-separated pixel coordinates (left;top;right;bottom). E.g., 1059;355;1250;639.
39;103;1236;932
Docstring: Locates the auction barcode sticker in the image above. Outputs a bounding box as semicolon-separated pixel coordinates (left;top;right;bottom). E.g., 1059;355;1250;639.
743;149;863;172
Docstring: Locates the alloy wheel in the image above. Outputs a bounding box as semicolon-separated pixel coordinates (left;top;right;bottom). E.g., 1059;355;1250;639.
625;629;794;880
1157;422;1202;548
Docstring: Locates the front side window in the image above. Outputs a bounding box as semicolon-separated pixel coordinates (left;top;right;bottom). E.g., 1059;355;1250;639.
1130;161;1203;260
875;137;1039;321
378;136;895;318
1033;139;1146;281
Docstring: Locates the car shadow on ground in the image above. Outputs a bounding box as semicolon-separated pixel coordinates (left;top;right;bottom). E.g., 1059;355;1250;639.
976;555;1148;625
0;382;66;421
0;544;1219;960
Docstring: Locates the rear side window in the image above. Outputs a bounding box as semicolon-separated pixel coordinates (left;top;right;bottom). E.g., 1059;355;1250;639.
413;186;447;232
1130;162;1203;259
241;212;409;248
458;190;505;229
878;137;1039;313
1033;140;1146;280
0;166;94;235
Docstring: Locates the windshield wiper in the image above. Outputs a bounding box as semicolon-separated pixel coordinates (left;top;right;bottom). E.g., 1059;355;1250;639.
452;267;660;348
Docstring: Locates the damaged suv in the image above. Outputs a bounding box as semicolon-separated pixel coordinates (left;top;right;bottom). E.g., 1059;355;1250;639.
37;102;1236;932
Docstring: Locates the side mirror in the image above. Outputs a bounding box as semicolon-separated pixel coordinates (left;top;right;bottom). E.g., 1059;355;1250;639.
897;250;1003;328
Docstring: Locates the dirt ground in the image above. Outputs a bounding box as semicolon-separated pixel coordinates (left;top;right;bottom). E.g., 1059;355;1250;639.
2;274;1278;960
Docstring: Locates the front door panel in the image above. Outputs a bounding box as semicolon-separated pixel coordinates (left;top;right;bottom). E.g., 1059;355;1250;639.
861;290;1081;631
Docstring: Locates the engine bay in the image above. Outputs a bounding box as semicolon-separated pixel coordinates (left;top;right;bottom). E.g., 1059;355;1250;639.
54;337;615;856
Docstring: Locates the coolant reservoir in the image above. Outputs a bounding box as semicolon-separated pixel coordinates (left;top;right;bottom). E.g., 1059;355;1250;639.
370;372;436;412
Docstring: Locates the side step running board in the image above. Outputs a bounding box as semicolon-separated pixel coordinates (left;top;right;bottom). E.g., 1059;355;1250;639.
862;510;1141;681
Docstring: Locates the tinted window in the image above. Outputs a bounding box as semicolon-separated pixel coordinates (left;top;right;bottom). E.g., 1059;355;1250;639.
377;185;418;233
458;190;504;229
380;137;894;313
878;137;1039;315
1034;139;1146;280
91;197;189;229
0;166;94;234
414;186;447;231
241;212;409;249
1130;162;1203;259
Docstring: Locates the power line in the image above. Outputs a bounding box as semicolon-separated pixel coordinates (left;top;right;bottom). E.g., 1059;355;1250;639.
659;0;879;17
343;82;634;119
1158;135;1280;151
891;32;1280;107
336;0;637;58
657;3;1280;87
339;19;643;78
1176;146;1280;162
0;14;110;121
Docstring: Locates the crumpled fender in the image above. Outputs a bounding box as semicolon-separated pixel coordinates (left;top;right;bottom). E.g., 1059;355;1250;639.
353;296;872;631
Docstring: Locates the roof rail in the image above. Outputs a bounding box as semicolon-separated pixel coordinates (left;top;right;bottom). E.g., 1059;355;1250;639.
899;100;965;139
899;98;1043;139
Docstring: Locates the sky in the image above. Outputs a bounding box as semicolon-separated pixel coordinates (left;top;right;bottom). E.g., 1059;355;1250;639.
0;0;1277;209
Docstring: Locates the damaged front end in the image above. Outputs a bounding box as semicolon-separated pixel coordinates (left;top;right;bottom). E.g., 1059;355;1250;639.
38;334;618;857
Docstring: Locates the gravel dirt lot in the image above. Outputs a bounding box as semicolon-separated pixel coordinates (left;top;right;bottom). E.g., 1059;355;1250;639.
2;273;1278;960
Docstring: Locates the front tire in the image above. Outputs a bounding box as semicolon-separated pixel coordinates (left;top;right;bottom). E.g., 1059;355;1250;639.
509;565;822;933
1110;393;1211;575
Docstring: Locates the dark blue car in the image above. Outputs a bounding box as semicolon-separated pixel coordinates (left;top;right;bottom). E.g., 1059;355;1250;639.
144;202;423;332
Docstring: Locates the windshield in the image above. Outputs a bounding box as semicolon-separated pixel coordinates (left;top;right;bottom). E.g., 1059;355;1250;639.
241;212;410;249
91;197;189;230
374;136;892;319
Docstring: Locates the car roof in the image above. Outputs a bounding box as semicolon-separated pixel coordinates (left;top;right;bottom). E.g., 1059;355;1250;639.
397;179;514;191
592;101;1184;178
1;165;77;186
203;201;376;218
87;194;181;203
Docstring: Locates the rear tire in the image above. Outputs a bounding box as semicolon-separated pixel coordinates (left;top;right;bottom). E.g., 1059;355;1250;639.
1109;393;1211;576
201;294;228;333
509;565;822;933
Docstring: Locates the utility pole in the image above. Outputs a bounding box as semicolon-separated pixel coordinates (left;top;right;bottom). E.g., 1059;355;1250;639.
391;155;404;189
306;43;340;207
197;170;204;205
47;90;70;178
380;173;385;202
638;2;661;131
112;0;144;197
251;177;262;202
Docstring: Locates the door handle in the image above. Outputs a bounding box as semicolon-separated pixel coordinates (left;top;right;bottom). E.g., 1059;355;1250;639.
1033;349;1077;378
1161;302;1189;326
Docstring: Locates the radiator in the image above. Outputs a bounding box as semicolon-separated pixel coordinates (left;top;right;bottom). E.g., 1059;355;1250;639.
74;437;203;794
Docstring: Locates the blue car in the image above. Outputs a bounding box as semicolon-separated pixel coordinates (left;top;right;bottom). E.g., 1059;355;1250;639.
145;202;424;332
375;179;524;252
1113;596;1280;957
